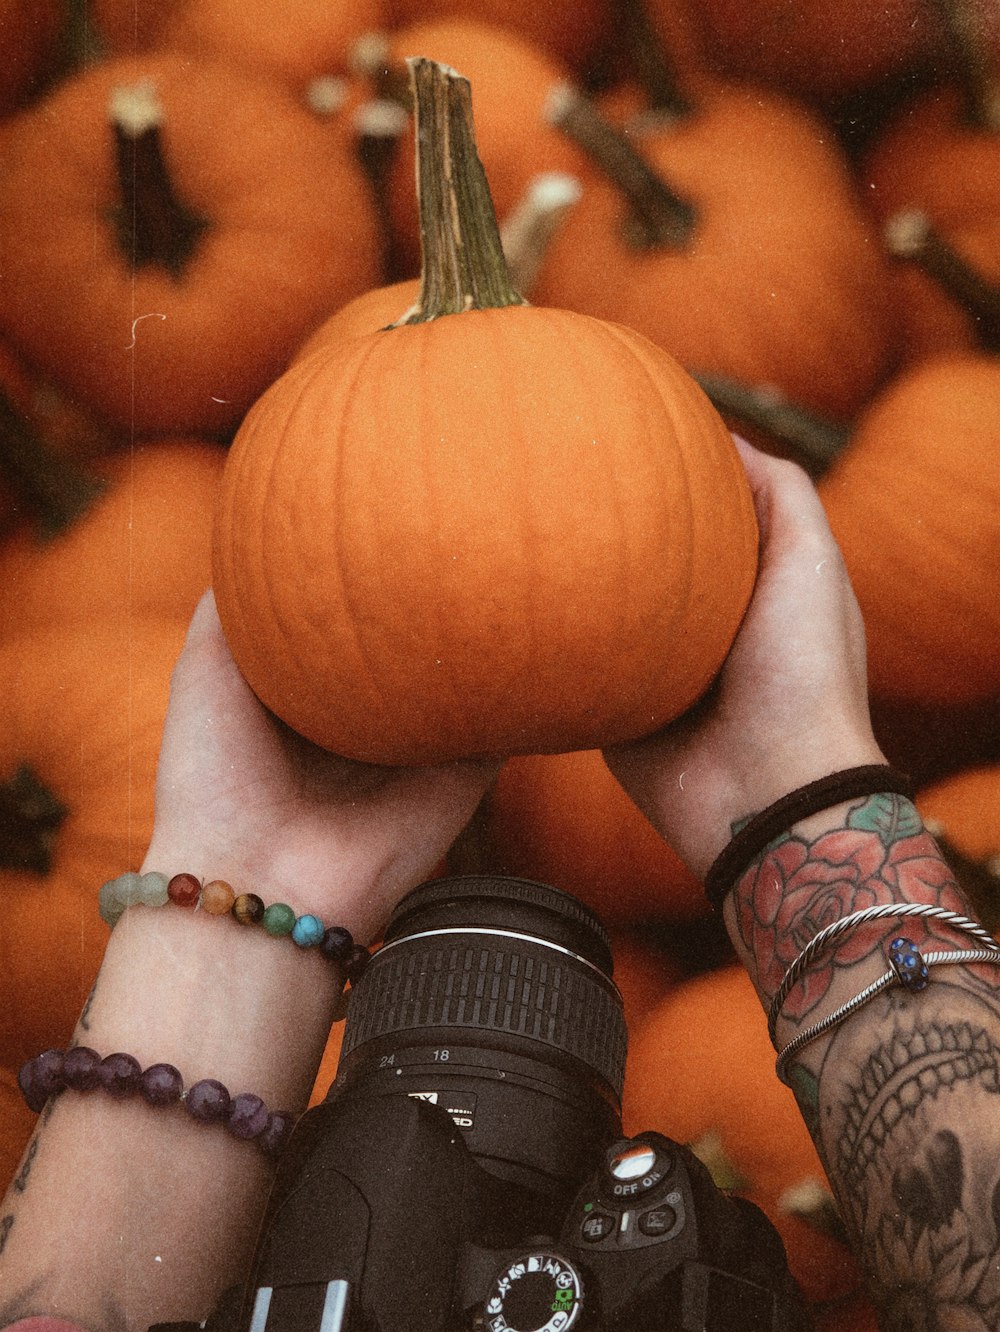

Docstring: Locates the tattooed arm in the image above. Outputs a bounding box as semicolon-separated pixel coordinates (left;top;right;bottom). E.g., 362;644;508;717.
607;439;1000;1329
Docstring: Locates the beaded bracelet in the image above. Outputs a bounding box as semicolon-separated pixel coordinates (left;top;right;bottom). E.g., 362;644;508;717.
17;1047;295;1156
766;901;1000;1050
98;871;370;983
774;937;1000;1084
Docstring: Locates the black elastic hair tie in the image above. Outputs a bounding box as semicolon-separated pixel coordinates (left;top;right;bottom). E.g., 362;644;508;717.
704;764;916;912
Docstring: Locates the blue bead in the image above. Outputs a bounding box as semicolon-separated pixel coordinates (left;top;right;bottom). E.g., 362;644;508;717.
291;913;325;948
889;936;929;992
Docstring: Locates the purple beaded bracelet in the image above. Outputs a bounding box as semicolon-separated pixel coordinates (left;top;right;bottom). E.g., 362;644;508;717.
17;1047;296;1156
98;871;370;985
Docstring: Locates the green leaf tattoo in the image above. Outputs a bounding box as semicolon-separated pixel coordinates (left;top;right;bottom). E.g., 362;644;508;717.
847;792;923;846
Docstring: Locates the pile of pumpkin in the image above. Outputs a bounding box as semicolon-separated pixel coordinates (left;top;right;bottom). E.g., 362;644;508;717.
2;0;1000;1323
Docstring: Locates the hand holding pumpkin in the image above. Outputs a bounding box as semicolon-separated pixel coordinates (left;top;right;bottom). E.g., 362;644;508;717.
604;437;886;880
141;591;500;942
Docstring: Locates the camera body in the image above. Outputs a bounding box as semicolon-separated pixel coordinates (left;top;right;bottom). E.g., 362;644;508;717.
196;876;809;1332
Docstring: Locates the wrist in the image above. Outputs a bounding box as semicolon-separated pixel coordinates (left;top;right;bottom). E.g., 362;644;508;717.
82;898;343;1111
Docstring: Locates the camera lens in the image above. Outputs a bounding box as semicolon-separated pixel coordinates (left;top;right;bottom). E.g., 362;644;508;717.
329;875;627;1199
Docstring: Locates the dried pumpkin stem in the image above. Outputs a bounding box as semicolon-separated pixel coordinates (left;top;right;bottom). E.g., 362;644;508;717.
500;172;582;296
617;0;694;121
60;0;105;72
691;372;851;479
928;0;1000;131
886;209;1000;352
0;390;106;539
0;765;68;875
546;83;696;250
110;79;208;278
395;58;526;325
354;98;410;276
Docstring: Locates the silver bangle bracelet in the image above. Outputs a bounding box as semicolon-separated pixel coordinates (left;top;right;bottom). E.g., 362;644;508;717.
775;943;1000;1084
766;902;1000;1050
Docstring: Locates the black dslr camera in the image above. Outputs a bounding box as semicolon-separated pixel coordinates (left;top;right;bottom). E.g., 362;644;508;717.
199;875;810;1331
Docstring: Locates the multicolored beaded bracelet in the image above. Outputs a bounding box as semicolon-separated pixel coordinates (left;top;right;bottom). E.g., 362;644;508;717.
98;872;370;983
16;1047;295;1156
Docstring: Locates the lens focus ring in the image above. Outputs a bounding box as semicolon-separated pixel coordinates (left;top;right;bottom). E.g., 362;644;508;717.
343;929;627;1097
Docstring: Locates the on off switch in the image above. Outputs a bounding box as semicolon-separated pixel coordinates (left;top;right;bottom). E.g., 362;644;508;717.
606;1140;669;1198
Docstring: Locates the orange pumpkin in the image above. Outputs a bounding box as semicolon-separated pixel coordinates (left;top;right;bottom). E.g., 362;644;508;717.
818;354;1000;706
917;764;1000;862
0;619;186;1067
160;0;386;91
216;304;756;763
661;0;945;106
213;61;758;766
0;440;224;641
384;0;613;75
0;54;382;438
623;963;861;1304
863;18;1000;233
532;80;900;422
884;212;1000;363
472;750;707;924
0;339;120;463
291;278;421;365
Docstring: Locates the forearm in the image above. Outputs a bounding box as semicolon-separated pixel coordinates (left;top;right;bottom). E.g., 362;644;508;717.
0;900;345;1330
720;790;1000;1326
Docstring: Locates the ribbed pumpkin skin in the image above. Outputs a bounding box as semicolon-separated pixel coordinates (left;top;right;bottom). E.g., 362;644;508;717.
532;82;900;422
0;55;382;438
213;306;758;765
0;440;223;641
818;355;1000;705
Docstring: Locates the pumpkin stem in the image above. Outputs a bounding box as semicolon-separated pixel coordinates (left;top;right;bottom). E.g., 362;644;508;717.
353;98;409;278
617;0;695;122
928;0;1000;131
0;390;106;539
109;79;208;279
0;765;68;875
546;83;697;250
885;210;1000;353
500;172;582;296
691;373;852;479
394;59;526;325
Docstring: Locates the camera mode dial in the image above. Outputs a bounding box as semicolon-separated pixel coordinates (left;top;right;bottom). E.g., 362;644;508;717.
482;1249;584;1331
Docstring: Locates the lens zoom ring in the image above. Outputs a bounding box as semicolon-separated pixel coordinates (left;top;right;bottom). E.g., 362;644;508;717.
344;939;628;1095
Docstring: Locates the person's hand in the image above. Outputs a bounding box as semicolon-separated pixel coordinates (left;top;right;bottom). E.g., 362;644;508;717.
604;437;886;879
142;591;501;941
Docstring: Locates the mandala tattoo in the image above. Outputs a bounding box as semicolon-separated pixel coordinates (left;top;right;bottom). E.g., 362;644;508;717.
730;793;1000;1329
